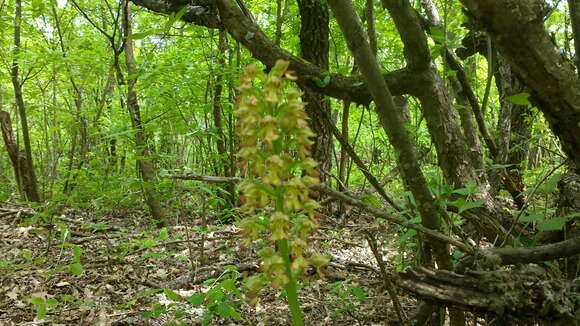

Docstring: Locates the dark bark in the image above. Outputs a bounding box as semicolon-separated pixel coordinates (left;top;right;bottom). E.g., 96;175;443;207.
337;101;350;216
492;55;529;208
338;101;350;190
460;0;580;171
395;266;580;324
212;30;227;176
365;0;377;56
420;0;485;174
131;0;221;28
10;0;41;202
0;111;27;199
569;0;580;76
455;28;530;210
381;0;478;188
456;237;580;268
275;0;289;46
211;30;235;205
297;0;333;183
382;0;518;248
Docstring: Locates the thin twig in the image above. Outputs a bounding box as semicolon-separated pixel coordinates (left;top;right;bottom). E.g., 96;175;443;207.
365;232;408;325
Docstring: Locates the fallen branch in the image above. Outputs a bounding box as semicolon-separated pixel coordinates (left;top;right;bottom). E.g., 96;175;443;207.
164;173;242;184
460;237;580;268
395;266;580;323
163;173;474;253
313;184;474;253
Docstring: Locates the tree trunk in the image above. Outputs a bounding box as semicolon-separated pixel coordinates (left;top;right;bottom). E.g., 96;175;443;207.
274;0;289;46
297;0;333;184
493;55;529;209
0;111;26;199
338;100;350;216
460;0;580;171
212;30;235;205
10;0;41;202
327;0;453;271
123;0;166;228
212;30;227;177
569;0;580;76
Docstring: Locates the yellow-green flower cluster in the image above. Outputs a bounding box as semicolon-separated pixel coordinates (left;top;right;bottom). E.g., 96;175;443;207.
235;60;327;294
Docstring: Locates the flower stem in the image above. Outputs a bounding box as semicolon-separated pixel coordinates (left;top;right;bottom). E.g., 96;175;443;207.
278;238;304;326
275;193;303;326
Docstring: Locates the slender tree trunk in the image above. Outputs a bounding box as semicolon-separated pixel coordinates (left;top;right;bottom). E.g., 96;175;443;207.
365;0;377;56
337;100;350;216
327;2;456;325
212;30;234;205
492;55;528;208
122;0;166;227
420;0;485;175
297;0;333;185
275;0;289;46
10;0;41;202
327;0;453;270
569;0;580;76
0;111;26;199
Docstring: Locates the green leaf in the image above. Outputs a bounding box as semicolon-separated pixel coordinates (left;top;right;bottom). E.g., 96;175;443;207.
128;31;154;40
313;75;331;87
139;288;163;297
102;128;138;139
458;199;485;213
69;263;84;276
429;26;446;43
164;6;189;31
46;298;58;307
32;0;44;17
157;228;169;241
221;279;236;292
399;229;417;243
408;216;422;224
351;287;366;300
520;214;544;223
35;303;47;320
538;173;562;195
216;302;233;318
22;249;33;260
202;311;214;326
537;216;567;231
164;289;182;301
186;293;205;306
30;297;45;305
230;309;243;321
151;303;166;317
72;245;83;263
506;93;531;105
143;239;155;249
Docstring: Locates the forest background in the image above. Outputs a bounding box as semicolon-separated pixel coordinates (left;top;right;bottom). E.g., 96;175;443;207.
0;0;579;325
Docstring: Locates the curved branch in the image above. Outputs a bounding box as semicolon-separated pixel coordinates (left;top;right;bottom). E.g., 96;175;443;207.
131;0;422;104
132;0;221;28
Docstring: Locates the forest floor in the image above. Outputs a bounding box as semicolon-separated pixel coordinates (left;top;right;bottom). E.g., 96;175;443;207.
0;200;415;325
